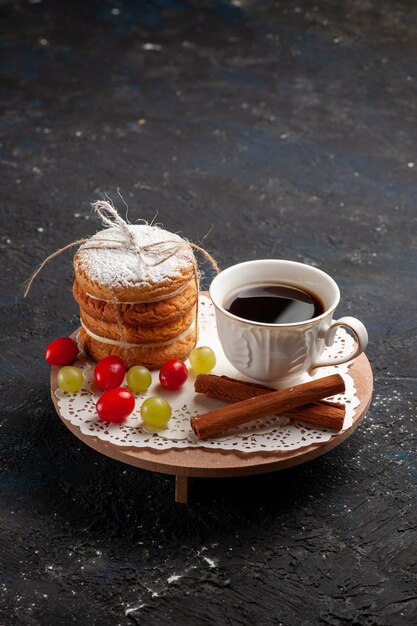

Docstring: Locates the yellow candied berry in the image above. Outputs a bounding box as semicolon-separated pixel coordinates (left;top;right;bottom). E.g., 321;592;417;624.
189;346;216;374
140;397;171;430
57;366;84;393
126;365;152;393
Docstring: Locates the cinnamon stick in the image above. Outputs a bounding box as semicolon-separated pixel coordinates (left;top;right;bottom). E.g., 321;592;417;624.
191;373;345;439
194;374;345;430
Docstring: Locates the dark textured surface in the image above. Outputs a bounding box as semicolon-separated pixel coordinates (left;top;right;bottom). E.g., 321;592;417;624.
1;0;417;624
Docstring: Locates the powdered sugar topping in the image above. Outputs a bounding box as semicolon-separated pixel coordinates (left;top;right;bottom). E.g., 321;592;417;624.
76;224;195;288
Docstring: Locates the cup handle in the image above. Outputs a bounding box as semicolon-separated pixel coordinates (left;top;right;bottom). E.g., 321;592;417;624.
310;316;368;371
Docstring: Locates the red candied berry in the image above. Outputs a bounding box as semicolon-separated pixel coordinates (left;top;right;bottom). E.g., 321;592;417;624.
94;356;126;391
159;359;188;390
45;337;79;366
96;388;135;423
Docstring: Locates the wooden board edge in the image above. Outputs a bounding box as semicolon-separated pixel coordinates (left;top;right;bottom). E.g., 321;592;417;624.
51;351;373;478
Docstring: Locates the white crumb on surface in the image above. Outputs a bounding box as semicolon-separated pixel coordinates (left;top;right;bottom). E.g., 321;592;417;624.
203;556;217;569
142;43;162;50
76;224;194;287
167;574;182;583
125;605;146;615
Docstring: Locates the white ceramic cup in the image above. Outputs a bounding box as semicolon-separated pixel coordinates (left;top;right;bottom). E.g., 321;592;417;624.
209;259;368;386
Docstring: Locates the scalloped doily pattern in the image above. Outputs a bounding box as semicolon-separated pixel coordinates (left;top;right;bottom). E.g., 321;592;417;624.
55;295;360;453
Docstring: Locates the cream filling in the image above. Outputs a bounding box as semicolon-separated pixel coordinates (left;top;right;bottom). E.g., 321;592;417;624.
85;278;192;305
80;318;196;348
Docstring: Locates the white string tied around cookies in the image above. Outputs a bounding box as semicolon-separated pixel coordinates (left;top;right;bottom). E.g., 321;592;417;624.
24;200;220;364
24;200;220;299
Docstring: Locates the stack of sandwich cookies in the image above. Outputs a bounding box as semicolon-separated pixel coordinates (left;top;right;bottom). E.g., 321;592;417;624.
73;224;198;369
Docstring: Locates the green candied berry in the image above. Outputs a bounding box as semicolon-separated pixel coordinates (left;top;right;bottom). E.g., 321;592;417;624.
57;366;83;393
127;365;152;393
140;397;172;429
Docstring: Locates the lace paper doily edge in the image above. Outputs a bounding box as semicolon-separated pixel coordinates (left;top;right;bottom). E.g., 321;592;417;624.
55;364;359;454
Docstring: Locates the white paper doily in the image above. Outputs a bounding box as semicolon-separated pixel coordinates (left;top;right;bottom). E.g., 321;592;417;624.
55;295;360;453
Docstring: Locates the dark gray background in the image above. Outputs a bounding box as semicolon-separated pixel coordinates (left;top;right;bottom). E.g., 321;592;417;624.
1;0;416;624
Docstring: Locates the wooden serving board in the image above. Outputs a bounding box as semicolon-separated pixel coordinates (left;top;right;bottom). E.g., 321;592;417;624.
51;351;373;504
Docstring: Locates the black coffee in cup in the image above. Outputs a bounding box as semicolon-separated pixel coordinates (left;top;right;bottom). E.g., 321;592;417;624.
224;283;324;324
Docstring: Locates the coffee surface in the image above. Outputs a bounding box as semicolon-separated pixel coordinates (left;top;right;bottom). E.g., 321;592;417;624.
224;283;323;324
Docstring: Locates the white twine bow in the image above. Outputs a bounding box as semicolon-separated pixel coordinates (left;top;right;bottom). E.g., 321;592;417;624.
24;200;219;297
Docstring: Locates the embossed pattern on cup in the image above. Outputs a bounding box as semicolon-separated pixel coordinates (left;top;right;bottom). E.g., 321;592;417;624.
215;308;333;383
